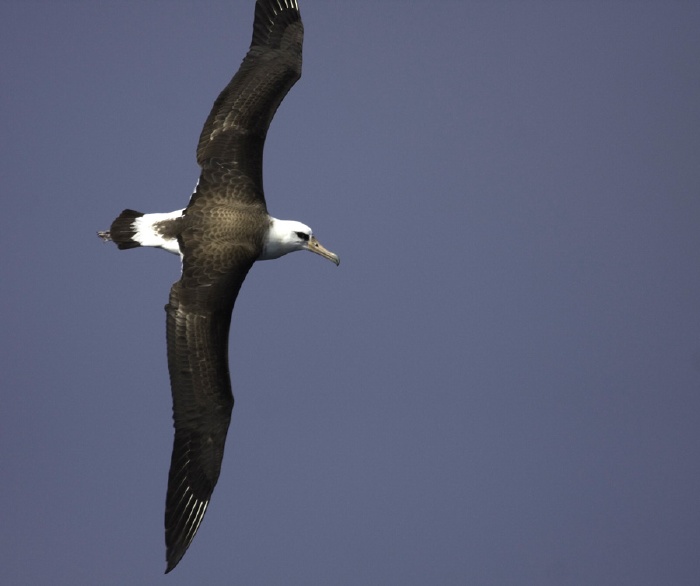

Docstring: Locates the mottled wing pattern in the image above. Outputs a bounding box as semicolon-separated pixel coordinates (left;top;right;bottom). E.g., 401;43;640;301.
164;235;257;573
196;0;303;192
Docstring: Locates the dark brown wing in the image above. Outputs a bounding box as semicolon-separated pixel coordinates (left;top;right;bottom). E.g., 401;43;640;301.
163;0;303;572
196;0;303;194
163;239;257;574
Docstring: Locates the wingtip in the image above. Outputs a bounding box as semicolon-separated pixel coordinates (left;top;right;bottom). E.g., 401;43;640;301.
164;550;184;574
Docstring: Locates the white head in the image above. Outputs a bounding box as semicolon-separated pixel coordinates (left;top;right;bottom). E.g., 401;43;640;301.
260;218;339;265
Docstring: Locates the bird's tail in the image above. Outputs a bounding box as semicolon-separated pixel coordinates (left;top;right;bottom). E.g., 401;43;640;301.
98;208;183;255
98;209;145;250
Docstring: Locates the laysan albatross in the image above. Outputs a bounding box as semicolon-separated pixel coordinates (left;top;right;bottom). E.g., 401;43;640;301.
98;0;338;573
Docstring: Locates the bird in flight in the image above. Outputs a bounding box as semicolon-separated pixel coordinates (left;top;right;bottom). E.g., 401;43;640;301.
98;0;338;573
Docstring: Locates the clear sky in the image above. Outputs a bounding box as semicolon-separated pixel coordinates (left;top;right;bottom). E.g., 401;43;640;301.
2;1;700;584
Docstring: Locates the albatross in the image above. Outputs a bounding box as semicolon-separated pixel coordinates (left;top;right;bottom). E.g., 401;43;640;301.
98;0;338;573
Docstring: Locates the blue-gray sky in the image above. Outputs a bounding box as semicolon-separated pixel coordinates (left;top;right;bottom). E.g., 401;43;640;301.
2;1;700;584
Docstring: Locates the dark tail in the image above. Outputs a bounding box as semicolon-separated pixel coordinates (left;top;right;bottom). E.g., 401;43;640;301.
98;209;144;250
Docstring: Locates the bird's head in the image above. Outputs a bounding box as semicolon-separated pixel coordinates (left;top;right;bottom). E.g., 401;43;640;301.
261;218;339;265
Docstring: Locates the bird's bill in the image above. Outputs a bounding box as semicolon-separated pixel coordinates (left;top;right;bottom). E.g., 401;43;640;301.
306;236;340;266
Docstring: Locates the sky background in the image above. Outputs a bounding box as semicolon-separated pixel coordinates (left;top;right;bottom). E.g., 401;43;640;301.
2;1;700;584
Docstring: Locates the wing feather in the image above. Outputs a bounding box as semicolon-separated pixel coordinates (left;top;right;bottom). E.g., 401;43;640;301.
163;253;254;573
162;0;304;572
196;0;303;191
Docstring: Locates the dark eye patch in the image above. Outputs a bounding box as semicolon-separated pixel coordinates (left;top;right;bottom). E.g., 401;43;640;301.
295;231;310;242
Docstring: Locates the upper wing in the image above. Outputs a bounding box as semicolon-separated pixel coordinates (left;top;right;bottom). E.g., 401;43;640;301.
196;0;303;191
163;244;256;573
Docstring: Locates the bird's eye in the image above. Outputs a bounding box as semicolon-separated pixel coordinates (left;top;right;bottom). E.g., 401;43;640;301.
294;231;310;242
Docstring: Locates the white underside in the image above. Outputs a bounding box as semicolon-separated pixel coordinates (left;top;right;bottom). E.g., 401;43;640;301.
132;209;184;256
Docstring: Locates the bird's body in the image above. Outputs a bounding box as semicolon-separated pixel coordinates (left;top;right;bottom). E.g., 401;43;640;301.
98;0;338;573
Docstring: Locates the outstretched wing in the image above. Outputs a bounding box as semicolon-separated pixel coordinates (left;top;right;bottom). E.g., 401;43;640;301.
196;0;303;193
163;239;256;573
163;0;304;572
